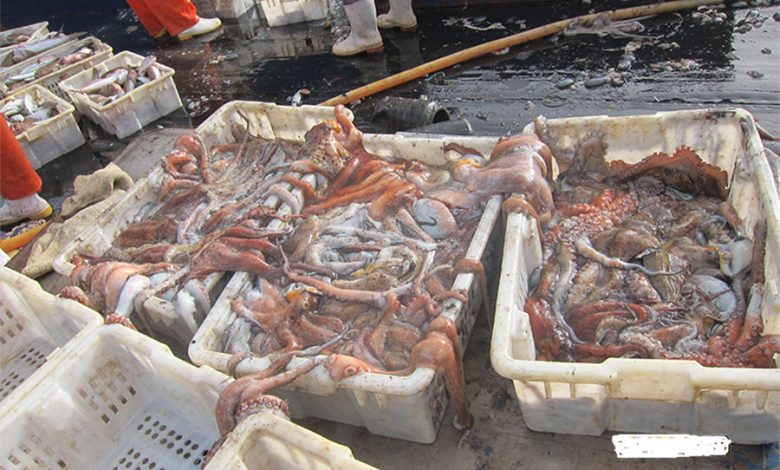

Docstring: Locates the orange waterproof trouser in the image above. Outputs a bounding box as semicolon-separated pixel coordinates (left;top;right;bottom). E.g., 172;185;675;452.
0;115;41;200
126;0;199;37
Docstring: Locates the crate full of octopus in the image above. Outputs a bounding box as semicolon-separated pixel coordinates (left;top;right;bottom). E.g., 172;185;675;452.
491;109;780;444
189;101;554;443
51;103;348;348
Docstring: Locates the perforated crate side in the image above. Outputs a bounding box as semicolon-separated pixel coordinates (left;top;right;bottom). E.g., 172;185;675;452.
204;413;377;469
0;266;102;407
0;326;225;469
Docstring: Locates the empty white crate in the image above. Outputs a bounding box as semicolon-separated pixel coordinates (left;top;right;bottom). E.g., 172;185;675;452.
190;101;504;444
0;36;113;101
0;85;86;169
59;51;182;139
205;413;376;469
490;108;780;444
0;325;228;469
0;266;102;407
191;0;256;19
260;0;329;26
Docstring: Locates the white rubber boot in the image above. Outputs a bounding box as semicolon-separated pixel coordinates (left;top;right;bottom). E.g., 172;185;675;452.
177;17;222;41
333;0;384;57
377;0;417;31
0;194;52;227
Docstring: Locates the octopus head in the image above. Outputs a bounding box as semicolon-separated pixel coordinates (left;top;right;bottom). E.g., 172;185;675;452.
325;354;371;381
302;121;350;178
285;288;318;312
173;134;206;160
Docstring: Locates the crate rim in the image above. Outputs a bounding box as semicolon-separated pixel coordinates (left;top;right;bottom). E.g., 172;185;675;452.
490;106;780;396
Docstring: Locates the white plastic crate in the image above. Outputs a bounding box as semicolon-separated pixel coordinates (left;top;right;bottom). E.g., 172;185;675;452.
0;36;113;101
204;413;377;469
0;85;86;168
59;51;182;139
51;102;345;349
0;22;49;55
191;0;256;19
490;108;780;444
190;101;503;443
260;0;329;27
0;325;229;469
0;36;80;73
0;266;102;407
50;166;225;347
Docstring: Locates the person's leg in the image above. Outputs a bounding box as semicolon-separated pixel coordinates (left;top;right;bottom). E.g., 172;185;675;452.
377;0;417;31
333;0;384;56
126;0;220;39
126;0;167;37
0;116;51;226
148;0;199;37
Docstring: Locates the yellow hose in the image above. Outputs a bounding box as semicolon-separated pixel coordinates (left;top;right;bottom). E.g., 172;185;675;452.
320;0;720;106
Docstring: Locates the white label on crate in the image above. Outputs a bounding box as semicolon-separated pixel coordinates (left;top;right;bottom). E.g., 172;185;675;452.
612;434;730;458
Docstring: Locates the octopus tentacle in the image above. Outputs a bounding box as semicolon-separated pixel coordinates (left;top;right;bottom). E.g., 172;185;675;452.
574;238;680;276
454;258;491;322
410;317;472;429
215;356;320;435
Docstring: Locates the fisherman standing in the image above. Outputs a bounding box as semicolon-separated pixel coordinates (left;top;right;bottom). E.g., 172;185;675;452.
333;0;418;56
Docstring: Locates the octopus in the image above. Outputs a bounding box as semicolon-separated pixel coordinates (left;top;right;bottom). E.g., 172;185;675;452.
524;142;779;368
609;146;729;199
324;315;473;429
59;256;172;328
213;114;564;435
204;357;323;466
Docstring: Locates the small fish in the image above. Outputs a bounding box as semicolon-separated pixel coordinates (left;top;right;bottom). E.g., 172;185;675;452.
5;56;58;84
138;55;157;75
102;82;125;97
75;68;128;93
87;93;111;106
80;55;160;106
123;69;138;93
61;47;94;66
11;32;83;63
1;33;30;47
0;99;23;117
146;65;161;81
27;103;57;121
23;93;38;114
